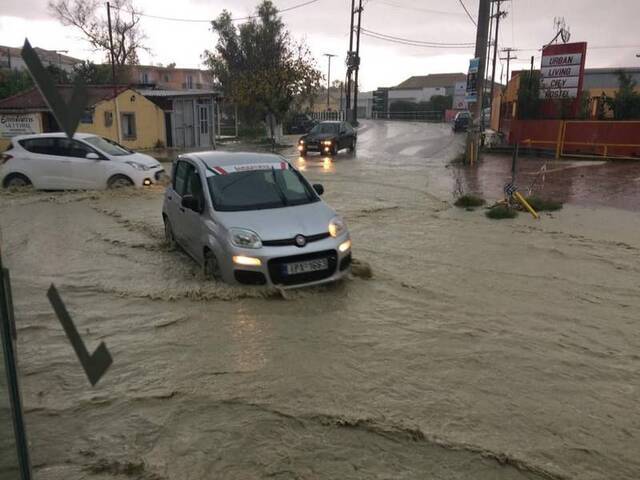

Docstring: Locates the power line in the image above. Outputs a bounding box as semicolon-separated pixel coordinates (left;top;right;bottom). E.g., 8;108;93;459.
361;30;474;49
456;0;477;26
361;28;475;46
375;0;466;17
115;0;323;23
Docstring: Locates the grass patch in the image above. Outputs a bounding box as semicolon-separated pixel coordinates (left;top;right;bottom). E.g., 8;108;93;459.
525;196;564;212
454;194;486;208
486;205;519;219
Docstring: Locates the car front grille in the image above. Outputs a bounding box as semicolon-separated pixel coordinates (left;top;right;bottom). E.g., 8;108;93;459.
262;232;331;247
268;249;338;286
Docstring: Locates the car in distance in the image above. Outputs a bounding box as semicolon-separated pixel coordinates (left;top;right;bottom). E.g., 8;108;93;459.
298;121;356;156
0;132;164;190
452;111;471;132
162;151;352;288
285;113;317;134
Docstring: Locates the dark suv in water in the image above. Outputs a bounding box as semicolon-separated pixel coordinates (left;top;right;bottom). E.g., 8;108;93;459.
298;121;357;156
452;111;471;132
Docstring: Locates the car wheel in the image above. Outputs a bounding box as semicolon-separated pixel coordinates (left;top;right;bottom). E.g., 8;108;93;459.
203;249;221;280
108;175;134;189
4;173;32;189
330;144;338;156
348;139;356;152
164;217;178;251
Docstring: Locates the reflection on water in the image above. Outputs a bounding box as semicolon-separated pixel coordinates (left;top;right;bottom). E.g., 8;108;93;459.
322;157;335;173
230;308;268;372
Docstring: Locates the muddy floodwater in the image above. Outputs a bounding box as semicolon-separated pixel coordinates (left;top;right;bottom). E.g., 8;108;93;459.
1;121;639;480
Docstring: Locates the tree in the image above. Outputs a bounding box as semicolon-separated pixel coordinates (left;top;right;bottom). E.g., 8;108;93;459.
48;0;147;67
203;0;322;126
517;71;541;119
605;71;640;120
0;69;34;100
429;94;453;113
71;60;114;84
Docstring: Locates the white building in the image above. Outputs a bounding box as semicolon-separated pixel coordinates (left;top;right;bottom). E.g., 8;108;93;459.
0;45;81;73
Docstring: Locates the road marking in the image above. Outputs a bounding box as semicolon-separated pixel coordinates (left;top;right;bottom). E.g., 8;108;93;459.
47;285;112;386
21;39;89;139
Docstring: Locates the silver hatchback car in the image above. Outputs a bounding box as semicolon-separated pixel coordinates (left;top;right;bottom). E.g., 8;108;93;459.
162;151;352;288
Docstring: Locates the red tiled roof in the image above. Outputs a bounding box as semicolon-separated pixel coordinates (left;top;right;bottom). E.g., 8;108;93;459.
0;85;130;111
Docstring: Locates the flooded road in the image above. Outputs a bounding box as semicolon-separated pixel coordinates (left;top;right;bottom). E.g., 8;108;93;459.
1;121;639;480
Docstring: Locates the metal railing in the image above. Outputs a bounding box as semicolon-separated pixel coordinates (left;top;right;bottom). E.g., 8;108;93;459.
309;110;345;122
372;110;445;123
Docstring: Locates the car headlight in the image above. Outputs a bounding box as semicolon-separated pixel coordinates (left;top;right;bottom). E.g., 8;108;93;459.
230;228;262;249
126;161;151;171
328;217;346;238
299;139;305;144
322;140;333;146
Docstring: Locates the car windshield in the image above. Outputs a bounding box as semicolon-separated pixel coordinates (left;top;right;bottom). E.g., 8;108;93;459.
82;136;133;156
207;165;318;211
310;123;339;134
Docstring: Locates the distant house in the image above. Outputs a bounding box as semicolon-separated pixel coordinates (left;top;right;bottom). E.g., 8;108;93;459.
0;85;166;150
356;73;468;118
127;65;215;91
0;45;81;73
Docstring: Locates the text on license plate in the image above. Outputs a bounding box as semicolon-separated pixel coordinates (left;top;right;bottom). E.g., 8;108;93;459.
284;258;329;275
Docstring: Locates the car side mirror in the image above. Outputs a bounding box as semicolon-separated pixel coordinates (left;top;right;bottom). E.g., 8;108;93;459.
86;152;100;160
181;194;202;212
313;184;324;195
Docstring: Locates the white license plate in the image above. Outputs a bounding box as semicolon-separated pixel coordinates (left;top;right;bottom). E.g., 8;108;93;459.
284;258;329;275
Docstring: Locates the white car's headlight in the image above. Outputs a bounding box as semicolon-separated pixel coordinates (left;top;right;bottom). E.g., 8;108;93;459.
126;161;151;171
328;216;346;238
230;228;262;249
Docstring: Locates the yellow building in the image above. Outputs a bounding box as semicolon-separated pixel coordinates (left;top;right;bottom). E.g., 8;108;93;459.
0;85;166;150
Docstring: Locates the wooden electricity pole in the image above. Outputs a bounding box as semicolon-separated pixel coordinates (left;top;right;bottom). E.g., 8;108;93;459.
488;0;508;123
466;0;492;164
106;2;122;142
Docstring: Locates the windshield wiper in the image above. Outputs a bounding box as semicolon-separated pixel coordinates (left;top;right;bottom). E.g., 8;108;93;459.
270;168;289;207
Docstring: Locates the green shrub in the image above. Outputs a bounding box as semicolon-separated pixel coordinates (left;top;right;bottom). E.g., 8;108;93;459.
525;197;563;212
486;205;519;219
454;194;486;208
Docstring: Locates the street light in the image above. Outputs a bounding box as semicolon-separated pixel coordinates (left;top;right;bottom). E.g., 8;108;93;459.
323;53;337;111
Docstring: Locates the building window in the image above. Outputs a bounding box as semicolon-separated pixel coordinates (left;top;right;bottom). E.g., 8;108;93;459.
164;74;170;82
142;72;149;83
121;113;136;140
186;75;193;89
80;109;94;124
104;111;113;127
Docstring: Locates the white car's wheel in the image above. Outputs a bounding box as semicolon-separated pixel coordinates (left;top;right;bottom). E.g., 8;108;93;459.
108;175;134;189
164;217;178;251
4;173;32;189
203;250;221;280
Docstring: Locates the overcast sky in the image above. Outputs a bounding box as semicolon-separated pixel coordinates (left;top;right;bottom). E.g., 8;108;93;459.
1;0;639;91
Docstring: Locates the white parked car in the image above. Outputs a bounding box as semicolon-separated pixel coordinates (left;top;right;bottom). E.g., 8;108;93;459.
0;133;165;190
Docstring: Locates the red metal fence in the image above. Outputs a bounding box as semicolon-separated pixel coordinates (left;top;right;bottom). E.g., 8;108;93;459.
508;120;640;160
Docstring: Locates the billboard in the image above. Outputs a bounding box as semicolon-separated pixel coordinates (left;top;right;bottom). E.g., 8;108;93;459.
0;113;42;138
539;42;587;102
466;58;480;103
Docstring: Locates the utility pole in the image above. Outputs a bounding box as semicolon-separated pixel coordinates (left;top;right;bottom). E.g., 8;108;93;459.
500;48;518;87
489;0;508;127
466;0;491;165
352;0;363;125
345;0;355;117
106;2;122;142
323;53;336;110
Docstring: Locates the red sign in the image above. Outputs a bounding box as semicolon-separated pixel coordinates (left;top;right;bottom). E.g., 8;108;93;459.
539;42;587;118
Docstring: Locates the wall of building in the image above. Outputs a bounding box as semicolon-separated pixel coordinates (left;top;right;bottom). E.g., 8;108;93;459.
77;89;166;149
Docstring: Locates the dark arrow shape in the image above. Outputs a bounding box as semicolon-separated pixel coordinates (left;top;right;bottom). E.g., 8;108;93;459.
47;285;112;386
21;39;88;139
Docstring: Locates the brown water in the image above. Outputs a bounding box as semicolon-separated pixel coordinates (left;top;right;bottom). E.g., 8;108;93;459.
1;121;639;480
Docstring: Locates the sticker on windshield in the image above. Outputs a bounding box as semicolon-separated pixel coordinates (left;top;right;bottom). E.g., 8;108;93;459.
206;162;289;175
